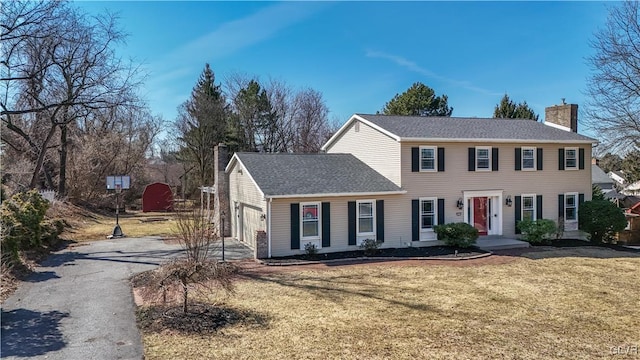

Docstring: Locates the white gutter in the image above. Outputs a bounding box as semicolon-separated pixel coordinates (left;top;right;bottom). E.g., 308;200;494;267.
267;197;272;258
266;190;407;199
399;137;597;144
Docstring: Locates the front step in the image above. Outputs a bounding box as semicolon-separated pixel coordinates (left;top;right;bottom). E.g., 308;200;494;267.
476;237;530;251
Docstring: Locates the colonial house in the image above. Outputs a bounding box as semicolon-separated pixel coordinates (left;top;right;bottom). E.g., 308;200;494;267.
224;103;596;258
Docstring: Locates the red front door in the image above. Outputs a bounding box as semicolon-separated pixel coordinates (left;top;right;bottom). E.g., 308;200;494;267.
473;197;488;235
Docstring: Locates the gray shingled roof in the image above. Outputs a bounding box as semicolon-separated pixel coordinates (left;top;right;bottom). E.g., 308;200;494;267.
592;164;614;185
357;114;597;142
234;153;403;197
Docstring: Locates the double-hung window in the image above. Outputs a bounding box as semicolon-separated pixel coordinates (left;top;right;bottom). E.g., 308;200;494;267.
564;193;577;222
301;202;320;239
522;194;536;222
357;200;375;235
522;147;536;170
476;147;491;171
420;146;436;171
420;198;437;231
565;148;577;170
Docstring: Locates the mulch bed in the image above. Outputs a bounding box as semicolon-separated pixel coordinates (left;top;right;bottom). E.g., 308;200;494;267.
531;239;640;253
136;303;268;335
263;246;489;265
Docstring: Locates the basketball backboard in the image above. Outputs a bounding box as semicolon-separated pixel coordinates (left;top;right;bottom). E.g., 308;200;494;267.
106;175;131;190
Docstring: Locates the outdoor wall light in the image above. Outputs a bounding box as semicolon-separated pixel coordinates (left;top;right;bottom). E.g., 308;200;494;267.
456;198;464;210
505;195;513;207
260;213;266;221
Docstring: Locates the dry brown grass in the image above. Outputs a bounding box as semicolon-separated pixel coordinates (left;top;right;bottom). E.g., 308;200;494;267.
139;249;640;359
63;210;176;241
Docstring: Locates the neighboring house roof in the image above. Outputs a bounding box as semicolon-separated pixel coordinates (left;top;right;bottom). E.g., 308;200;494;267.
623;180;640;195
592;165;614;187
608;170;627;185
226;153;406;199
622;195;640;213
323;114;597;150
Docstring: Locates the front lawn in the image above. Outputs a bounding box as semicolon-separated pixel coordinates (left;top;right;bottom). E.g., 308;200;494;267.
137;249;640;359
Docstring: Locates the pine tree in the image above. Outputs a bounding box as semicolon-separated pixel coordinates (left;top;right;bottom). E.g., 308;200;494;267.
381;82;453;116
493;94;539;120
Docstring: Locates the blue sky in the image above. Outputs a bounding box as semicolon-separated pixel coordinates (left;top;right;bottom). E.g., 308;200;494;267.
76;1;609;134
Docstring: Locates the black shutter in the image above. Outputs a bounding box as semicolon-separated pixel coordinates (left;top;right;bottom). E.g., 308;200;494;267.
578;148;585;170
437;198;445;225
558;194;565;219
468;148;475;171
348;201;356;245
376;200;384;242
290;203;300;250
412;199;419;241
437;147;445;172
515;196;522;234
578;193;585;205
537;148;543;170
492;147;499;171
515;148;522;171
321;202;330;247
558;148;565;170
411;147;419;172
536;195;543;220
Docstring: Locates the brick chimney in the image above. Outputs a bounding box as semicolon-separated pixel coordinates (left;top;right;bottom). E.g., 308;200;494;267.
213;143;231;237
544;99;578;133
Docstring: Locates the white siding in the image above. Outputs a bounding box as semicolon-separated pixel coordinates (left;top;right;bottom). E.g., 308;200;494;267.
399;142;593;236
325;120;402;186
269;195;424;257
228;160;266;249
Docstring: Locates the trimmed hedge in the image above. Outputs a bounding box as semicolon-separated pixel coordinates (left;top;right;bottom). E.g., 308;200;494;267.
434;222;478;248
517;219;556;244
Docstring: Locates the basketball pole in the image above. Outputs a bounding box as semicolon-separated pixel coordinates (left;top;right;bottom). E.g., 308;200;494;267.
111;185;124;238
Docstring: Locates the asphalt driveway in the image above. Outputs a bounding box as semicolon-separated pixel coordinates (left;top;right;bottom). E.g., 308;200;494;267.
1;237;252;360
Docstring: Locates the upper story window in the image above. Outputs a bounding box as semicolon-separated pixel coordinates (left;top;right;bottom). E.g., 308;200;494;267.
357;200;375;235
522;147;536;170
565;148;577;170
476;147;491;171
301;202;320;239
420;146;436;171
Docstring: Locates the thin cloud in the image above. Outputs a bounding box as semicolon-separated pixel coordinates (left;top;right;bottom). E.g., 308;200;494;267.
366;50;502;96
171;2;329;62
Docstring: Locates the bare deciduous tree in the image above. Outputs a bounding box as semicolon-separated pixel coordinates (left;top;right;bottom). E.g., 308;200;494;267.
586;0;640;152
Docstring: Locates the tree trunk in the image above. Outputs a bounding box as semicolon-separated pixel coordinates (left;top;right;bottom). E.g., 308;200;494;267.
29;125;57;189
58;123;67;196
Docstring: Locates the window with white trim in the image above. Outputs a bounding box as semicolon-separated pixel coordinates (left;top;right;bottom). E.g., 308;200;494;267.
357;200;375;235
522;147;536;170
420;197;437;231
301;202;320;239
420;146;436;171
565;148;577;170
522;194;536;222
565;193;578;221
476;147;491;171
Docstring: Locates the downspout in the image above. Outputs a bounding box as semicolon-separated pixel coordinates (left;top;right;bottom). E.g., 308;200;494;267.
267;197;272;258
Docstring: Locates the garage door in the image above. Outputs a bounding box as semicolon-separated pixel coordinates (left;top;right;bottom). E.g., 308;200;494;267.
242;205;263;249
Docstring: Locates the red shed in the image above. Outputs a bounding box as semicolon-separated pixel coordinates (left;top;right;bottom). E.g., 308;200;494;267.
142;182;174;212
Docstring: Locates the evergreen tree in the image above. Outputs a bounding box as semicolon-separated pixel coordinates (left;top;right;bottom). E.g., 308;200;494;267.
622;149;640;184
175;64;229;191
381;82;452;116
493;94;539;120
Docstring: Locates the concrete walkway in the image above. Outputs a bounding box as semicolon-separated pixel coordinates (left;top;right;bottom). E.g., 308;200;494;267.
476;237;530;251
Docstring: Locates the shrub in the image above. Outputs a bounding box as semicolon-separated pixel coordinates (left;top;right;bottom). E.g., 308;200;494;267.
1;190;51;264
304;242;318;257
517;219;556;244
579;200;627;243
359;238;381;256
434;222;478;248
